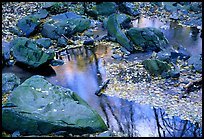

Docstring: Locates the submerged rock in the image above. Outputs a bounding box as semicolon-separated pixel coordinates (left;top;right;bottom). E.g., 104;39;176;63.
2;75;108;135
17;15;40;37
2;73;21;94
107;14;134;53
127;27;169;52
11;37;55;68
142;59;171;76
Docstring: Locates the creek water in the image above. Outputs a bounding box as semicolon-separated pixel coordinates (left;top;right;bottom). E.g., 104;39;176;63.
2;16;202;137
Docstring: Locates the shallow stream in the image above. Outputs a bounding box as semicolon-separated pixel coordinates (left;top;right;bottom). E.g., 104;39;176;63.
2;16;202;137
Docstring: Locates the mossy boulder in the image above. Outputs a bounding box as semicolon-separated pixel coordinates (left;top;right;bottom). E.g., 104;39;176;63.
127;27;169;52
2;75;108;135
11;37;55;68
142;59;171;76
107;14;134;52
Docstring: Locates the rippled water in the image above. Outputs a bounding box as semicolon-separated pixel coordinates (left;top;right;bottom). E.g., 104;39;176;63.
2;16;202;137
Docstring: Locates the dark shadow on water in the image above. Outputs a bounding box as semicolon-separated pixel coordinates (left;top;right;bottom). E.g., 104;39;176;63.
2;62;56;83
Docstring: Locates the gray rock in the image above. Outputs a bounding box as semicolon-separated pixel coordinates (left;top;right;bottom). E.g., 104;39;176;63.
118;2;140;16
11;131;21;137
157;50;171;62
96;2;117;16
50;59;64;66
190;2;202;12
187;55;202;73
9;26;24;37
107;14;134;53
142;59;171;76
36;38;52;49
51;12;81;21
111;54;122;60
170;46;191;60
2;41;11;61
163;2;178;12
11;37;55;68
42;2;67;15
83;38;94;45
2;75;108;135
17;15;40;37
33;9;48;19
2;73;21;94
57;37;67;47
116;14;132;29
127;27;168;52
41;18;91;40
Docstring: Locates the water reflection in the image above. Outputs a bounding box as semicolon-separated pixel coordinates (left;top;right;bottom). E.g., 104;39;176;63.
99;95;202;137
45;45;201;137
132;16;202;56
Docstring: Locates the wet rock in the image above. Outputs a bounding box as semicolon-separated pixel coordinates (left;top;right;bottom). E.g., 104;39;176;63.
169;12;179;20
157;50;171;62
170;46;191;61
11;131;21;137
127;27;169;52
116;14;132;29
57;37;68;47
2;41;11;62
33;9;49;19
189;2;202;12
96;2;117;16
36;38;52;49
84;30;94;37
187;55;202;73
17;15;40;37
50;59;64;66
118;2;140;16
111;54;122;60
11;37;55;68
83;38;94;45
42;2;67;15
107;14;134;53
163;2;178;12
8;26;24;37
96;130;112;137
142;59;171;76
152;2;163;7
169;69;180;78
2;75;108;135
41;18;91;40
51;12;81;21
2;73;21;94
41;21;62;40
